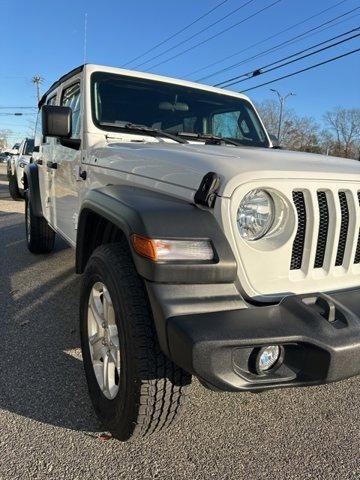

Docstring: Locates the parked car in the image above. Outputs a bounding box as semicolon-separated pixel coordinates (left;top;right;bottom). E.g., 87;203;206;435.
7;138;34;200
0;152;11;163
24;64;360;441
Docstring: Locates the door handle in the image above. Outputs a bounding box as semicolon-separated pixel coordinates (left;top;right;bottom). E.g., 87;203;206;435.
36;159;43;165
47;161;57;169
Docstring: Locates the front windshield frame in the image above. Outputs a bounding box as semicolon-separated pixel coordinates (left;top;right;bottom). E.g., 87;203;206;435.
90;71;270;148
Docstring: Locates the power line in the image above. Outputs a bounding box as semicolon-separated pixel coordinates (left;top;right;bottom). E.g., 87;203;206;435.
2;133;28;136
0;113;35;116
121;0;230;67
185;0;353;80
0;106;37;109
131;0;256;69
198;6;360;82
241;47;360;92
0;123;31;127
217;28;360;88
142;0;283;72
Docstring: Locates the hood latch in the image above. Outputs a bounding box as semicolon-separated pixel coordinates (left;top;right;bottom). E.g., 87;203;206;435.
194;172;220;208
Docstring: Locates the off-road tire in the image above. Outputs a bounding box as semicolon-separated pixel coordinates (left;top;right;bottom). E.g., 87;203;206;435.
80;242;191;441
25;192;55;253
8;174;22;201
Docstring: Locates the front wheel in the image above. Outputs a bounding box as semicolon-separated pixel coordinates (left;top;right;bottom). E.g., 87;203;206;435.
80;242;191;441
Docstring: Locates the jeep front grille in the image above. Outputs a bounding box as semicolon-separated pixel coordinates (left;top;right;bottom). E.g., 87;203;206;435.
291;189;360;271
355;192;360;264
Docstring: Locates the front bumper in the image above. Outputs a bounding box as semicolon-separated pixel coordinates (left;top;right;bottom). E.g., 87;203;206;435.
166;288;360;391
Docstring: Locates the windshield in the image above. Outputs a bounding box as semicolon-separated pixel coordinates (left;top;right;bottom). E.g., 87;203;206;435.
91;72;269;148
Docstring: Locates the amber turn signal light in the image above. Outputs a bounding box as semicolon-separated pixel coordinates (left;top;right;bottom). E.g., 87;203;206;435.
131;234;214;262
131;234;159;261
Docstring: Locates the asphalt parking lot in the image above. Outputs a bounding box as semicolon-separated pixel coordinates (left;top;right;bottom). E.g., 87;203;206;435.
0;164;360;480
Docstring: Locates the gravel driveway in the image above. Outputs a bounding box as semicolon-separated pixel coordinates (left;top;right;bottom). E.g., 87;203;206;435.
0;165;359;480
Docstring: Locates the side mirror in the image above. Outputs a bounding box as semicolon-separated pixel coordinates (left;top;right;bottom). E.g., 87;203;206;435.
42;105;72;138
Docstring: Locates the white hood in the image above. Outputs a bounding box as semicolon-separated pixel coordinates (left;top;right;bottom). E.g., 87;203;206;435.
93;142;360;198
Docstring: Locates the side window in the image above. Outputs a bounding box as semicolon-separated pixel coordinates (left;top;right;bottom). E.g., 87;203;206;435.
61;83;81;138
47;95;57;106
213;111;241;139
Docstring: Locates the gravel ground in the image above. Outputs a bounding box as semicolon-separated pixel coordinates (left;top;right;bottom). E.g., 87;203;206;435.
0;164;359;480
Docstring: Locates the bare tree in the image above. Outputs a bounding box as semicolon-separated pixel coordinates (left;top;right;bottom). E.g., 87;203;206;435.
0;129;13;150
256;99;320;153
256;99;284;139
26;117;37;137
323;107;360;159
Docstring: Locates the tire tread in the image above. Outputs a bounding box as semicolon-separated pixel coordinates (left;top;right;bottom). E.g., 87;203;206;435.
83;242;190;440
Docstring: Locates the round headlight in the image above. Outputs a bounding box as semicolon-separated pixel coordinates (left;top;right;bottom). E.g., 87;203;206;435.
237;189;274;240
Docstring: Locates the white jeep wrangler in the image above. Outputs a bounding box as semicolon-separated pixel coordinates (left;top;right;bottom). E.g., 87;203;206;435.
24;64;360;441
7;138;34;200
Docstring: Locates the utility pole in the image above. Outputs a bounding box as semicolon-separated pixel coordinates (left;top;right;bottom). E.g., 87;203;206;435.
270;89;295;143
32;75;44;103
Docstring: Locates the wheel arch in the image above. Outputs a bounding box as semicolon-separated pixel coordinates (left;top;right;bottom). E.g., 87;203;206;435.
24;163;43;216
75;185;237;283
75;206;129;274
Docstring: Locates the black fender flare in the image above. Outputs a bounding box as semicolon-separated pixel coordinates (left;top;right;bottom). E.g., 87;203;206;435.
76;185;237;284
24;163;43;217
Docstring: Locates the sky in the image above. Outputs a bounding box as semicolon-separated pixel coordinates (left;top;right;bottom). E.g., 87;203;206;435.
1;0;359;145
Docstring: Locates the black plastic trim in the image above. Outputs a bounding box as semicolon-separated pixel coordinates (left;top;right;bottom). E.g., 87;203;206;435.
76;185;237;284
59;138;81;150
38;65;84;108
24;163;43;217
146;281;246;357
194;172;220;208
166;288;360;391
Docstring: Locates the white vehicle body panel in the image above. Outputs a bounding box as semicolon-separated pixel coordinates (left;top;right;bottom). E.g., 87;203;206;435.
34;64;360;301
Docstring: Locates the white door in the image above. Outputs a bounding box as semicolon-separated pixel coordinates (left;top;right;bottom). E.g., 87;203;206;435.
33;94;57;227
52;81;82;245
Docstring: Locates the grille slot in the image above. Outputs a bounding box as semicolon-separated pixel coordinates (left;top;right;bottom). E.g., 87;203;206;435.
291;189;359;272
291;192;306;270
355;192;360;264
314;192;329;269
335;192;350;266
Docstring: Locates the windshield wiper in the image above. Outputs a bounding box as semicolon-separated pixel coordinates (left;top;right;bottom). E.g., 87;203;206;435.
175;131;243;147
99;122;188;144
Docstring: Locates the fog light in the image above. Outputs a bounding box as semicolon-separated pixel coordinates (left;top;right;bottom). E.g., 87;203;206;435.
257;345;281;372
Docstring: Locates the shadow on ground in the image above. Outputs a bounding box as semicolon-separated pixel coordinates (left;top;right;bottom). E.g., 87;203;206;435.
0;192;100;433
